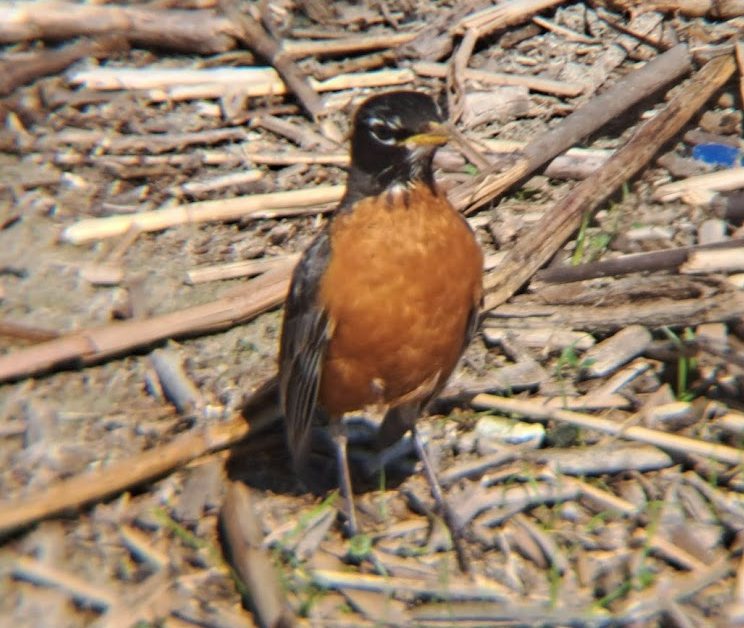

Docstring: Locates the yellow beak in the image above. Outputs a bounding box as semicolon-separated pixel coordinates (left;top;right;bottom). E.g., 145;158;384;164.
400;121;450;147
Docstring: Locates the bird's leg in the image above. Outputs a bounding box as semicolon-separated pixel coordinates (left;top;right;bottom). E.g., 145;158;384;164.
412;424;470;573
331;417;359;537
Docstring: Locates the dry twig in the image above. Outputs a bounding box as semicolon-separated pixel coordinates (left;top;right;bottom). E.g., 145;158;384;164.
472;395;744;466
481;50;734;311
221;482;297;628
0;415;255;536
0;261;293;383
0;35;127;96
449;43;692;215
0;2;239;53
219;1;322;119
60;186;342;244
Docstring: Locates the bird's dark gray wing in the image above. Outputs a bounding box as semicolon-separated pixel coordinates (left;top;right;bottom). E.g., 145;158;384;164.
279;231;332;471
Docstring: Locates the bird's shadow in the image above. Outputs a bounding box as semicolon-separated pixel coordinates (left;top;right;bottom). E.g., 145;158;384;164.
224;385;415;498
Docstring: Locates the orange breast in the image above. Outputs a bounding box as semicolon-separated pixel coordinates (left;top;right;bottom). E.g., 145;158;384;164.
317;184;483;416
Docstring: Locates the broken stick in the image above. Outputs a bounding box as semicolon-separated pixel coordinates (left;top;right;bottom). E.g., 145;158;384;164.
449;43;692;215
482;51;736;311
0;260;293;383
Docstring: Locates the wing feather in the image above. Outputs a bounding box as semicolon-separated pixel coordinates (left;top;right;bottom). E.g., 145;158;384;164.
279;232;332;471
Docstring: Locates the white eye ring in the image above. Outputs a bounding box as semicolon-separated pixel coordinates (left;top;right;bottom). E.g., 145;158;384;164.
369;122;397;145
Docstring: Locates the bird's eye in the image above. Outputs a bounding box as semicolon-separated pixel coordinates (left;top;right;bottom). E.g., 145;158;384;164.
370;122;397;145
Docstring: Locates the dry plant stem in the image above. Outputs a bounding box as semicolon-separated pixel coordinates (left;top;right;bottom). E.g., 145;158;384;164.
0;2;239;54
447;27;479;125
531;14;598;44
284;32;416;59
0;261;293;383
536;238;744;283
174;169;263;198
682;248;744;273
30;127;250;155
219;1;322;120
313;50;397;81
311;570;509;601
488;289;744;333
410;600;609;626
69;67;416;102
413;61;584;97
149;349;203;415
457;0;567;35
654;166;744;201
185;253;301;285
13;555;118;610
68;66;279;90
449;43;691;215
481;51;734;311
254;114;339;151
0;414;252;536
0;35;126;96
609;0;744;19
0;320;58;342
221;482;297;628
472;395;744;466
60;185;343;244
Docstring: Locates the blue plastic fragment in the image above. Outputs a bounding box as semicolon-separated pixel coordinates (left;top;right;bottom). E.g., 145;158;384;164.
691;143;741;167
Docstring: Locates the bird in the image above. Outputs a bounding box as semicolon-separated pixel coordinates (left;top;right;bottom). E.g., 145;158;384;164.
278;90;483;547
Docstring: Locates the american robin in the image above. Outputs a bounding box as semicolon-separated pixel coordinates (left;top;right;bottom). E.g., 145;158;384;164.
279;90;484;541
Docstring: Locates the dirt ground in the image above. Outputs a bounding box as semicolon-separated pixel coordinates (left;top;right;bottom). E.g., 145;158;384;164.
2;1;744;627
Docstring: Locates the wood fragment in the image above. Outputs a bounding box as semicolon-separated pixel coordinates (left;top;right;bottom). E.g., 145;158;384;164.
532;14;599;44
654;166;744;202
582;325;652;378
311;569;511;602
414;60;584;96
449;43;692;215
681;248;744;274
284;32;416;59
536;239;744;284
535;394;632;410
120;525;170;569
461;481;583;528
634;530;709;572
488;283;744;333
69;66;416;102
0;35;127;96
0;261;293;383
572;479;638;515
0;412;254;536
413;600;613;627
219;1;322;119
0;2;240;53
173;169;263;198
457;0;567;36
79;263;124;286
483;327;595;351
12;555;118;610
60;186;342;244
609;0;744;19
471;395;744;466
0;320;58;343
537;444;673;476
480;50;733;312
185;253;300;285
220;482;297;628
149;348;203;415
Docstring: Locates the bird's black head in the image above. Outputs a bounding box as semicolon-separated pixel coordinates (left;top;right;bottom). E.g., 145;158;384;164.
343;91;447;206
